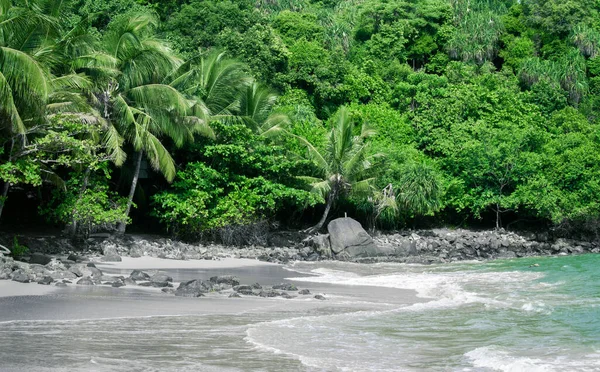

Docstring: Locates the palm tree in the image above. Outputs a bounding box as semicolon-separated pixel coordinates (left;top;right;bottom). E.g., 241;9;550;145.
298;106;380;233
0;0;93;219
86;13;211;233
239;82;289;137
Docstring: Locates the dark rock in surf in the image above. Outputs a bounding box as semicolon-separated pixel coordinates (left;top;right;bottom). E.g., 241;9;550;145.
258;289;280;297
234;285;255;295
209;275;240;287
273;283;297;291
129;270;150;281
174;279;212;297
314;294;326;300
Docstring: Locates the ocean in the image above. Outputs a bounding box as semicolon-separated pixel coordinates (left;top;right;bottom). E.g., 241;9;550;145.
0;254;598;371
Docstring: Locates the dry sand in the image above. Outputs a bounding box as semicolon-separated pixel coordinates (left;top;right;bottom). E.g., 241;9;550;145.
0;280;57;298
93;256;275;270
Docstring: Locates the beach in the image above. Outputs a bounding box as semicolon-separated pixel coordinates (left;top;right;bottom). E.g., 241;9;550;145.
1;255;599;371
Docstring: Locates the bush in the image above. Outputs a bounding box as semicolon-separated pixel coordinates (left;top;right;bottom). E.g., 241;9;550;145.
11;236;29;257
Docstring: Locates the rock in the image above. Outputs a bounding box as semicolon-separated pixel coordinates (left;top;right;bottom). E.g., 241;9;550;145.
37;276;54;285
124;278;136;286
29;253;52;265
234;285;255;295
273;283;297;291
50;271;77;280
161;288;175;294
174;279;212;297
77;277;94;285
129;270;151;281
67;254;81;262
102;245;120;257
101;254;122;262
229;292;241;298
258;289;280;297
314;294;326;300
111;281;125;288
86;262;96;268
209;275;240;286
251;283;262;289
69;264;102;278
327;218;390;257
129;246;144;258
305;234;333;258
395;240;417;256
45;259;66;271
298;289;311;295
150;272;173;286
11;271;30;283
281;292;295;299
55;282;67;287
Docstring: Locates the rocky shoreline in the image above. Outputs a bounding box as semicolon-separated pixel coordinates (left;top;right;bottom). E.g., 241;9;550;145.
1;222;599;291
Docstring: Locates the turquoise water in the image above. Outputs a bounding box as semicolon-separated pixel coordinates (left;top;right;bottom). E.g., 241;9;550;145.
265;254;600;371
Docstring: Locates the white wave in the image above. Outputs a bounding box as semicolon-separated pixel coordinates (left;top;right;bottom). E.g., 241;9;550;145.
464;346;600;372
465;347;551;372
286;267;544;310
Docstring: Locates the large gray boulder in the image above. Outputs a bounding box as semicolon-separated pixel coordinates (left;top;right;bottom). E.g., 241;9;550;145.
29;253;52;265
327;217;391;258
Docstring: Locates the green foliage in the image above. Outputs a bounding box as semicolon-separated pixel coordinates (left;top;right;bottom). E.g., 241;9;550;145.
152;163;320;238
11;236;29;257
40;173;130;237
3;0;600;236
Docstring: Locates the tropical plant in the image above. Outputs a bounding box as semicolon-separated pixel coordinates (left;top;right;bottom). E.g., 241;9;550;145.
88;13;213;232
239;82;290;137
298;106;380;233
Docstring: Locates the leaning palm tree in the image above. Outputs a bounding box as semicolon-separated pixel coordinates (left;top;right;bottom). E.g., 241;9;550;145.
87;13;212;232
297;106;380;233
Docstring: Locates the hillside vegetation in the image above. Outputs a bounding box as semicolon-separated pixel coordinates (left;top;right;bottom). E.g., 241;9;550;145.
2;0;600;239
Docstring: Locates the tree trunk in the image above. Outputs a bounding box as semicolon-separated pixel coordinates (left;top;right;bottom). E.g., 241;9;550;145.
0;138;15;222
495;203;501;230
68;168;91;237
0;182;10;221
117;150;143;234
306;190;335;234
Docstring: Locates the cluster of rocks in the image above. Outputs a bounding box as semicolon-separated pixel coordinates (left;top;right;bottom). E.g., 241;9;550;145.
94;236;307;263
3;218;599;268
0;253;326;300
168;275;323;300
0;252;118;287
303;218;600;263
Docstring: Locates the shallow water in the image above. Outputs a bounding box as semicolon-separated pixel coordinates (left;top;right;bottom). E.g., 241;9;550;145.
1;254;599;371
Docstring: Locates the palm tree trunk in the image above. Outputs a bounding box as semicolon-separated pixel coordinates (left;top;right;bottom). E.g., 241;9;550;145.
0;182;10;221
118;150;143;234
307;190;335;234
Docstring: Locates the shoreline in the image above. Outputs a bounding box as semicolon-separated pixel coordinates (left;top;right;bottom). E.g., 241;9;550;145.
3;227;598;267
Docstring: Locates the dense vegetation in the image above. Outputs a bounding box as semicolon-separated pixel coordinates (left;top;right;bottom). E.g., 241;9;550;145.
2;0;600;240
